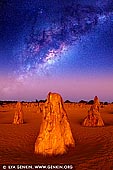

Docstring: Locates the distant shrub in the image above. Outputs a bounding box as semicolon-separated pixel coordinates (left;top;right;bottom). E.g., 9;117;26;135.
79;100;87;104
64;100;72;103
0;101;3;105
88;100;94;104
39;99;47;103
0;101;17;105
35;99;38;103
104;102;108;105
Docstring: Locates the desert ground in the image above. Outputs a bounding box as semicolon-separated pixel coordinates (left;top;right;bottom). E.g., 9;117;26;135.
0;102;113;170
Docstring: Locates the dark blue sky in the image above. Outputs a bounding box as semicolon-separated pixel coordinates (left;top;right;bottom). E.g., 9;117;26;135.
0;0;113;101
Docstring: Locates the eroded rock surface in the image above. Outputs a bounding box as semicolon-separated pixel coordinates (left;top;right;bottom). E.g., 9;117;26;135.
35;92;75;155
13;102;23;124
83;96;104;127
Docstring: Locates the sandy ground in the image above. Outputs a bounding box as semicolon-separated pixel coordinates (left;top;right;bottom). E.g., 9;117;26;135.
0;103;113;170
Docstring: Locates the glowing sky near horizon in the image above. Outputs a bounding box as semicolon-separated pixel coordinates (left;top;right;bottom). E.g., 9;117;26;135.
0;0;113;102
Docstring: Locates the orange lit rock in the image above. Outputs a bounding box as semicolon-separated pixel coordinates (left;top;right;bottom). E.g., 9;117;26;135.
35;92;75;155
13;102;23;124
94;96;100;111
83;96;104;127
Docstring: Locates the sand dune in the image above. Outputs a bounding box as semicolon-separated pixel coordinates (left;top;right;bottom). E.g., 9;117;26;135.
0;103;113;169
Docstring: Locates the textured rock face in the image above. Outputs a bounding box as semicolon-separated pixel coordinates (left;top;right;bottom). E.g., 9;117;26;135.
13;102;23;124
35;92;75;155
94;96;100;111
83;96;104;127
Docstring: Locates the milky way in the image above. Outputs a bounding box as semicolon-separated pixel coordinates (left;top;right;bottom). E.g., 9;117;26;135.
15;2;113;78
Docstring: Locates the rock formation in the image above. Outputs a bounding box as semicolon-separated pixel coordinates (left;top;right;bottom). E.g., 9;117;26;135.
83;96;104;127
13;102;24;124
35;92;75;155
94;95;100;111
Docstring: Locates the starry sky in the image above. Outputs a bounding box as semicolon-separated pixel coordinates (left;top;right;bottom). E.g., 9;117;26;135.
0;0;113;102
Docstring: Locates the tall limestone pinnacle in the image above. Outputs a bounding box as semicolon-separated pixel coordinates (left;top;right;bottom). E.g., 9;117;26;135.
83;96;104;127
35;92;75;155
13;102;24;124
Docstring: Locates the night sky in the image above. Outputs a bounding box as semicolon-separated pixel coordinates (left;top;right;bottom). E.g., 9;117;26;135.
0;0;113;102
